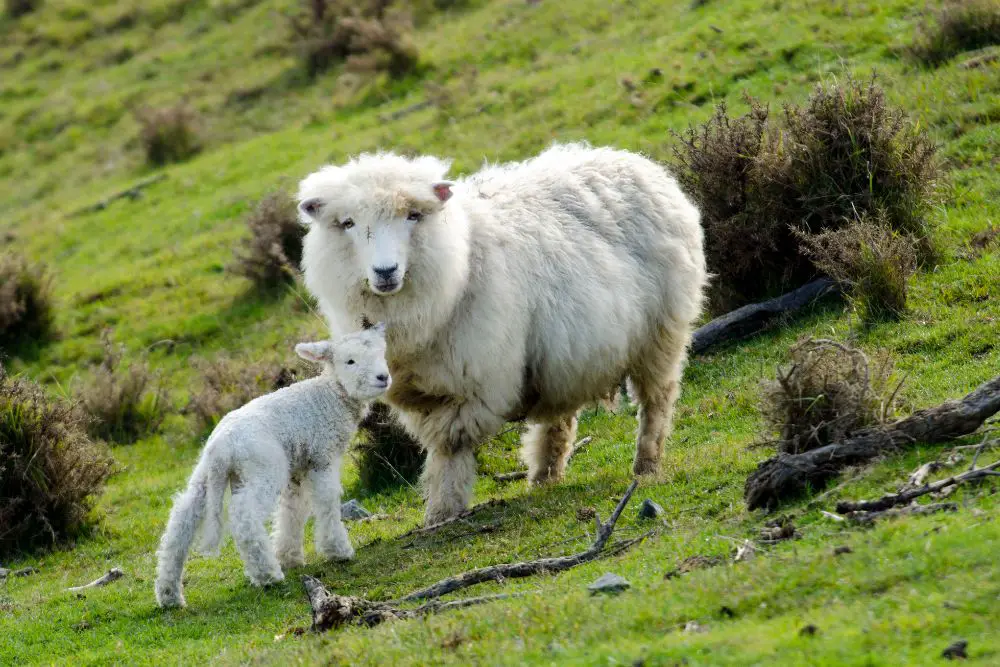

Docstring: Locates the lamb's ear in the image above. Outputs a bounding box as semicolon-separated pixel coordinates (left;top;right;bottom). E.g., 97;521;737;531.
431;181;454;203
295;341;333;363
298;197;325;224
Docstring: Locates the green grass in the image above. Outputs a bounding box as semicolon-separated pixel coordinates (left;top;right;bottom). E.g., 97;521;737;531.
1;0;999;664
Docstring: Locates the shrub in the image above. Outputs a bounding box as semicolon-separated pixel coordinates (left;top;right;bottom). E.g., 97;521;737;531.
76;331;169;444
672;74;938;313
909;0;1000;65
288;0;419;78
229;191;306;289
799;216;918;324
355;402;424;491
0;254;55;354
5;0;41;18
186;354;302;433
135;103;202;166
0;368;114;557
761;338;901;454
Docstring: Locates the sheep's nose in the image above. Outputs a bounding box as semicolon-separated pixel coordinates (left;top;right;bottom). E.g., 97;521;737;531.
376;374;389;383
373;265;398;279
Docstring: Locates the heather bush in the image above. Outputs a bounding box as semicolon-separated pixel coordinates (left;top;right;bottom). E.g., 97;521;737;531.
909;0;1000;65
135;103;202;166
0;254;54;354
229;191;305;290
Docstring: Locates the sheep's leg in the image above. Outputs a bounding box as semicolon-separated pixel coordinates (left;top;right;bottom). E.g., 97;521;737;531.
309;464;353;561
521;413;578;484
630;325;692;476
402;400;505;525
273;475;310;569
230;461;287;587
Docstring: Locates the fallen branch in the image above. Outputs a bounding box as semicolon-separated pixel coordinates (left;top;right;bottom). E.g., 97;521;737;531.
66;568;123;592
845;502;957;525
691;278;838;355
304;480;646;632
70;175;167;216
396;498;508;539
492;437;594;483
745;375;1000;509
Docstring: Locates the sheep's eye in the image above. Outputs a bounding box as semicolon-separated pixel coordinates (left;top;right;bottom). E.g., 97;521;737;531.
346;359;355;365
340;218;355;230
406;210;423;222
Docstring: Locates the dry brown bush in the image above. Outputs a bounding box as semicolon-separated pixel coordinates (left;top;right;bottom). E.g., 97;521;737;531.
0;368;114;557
672;74;938;313
799;216;918;324
135;103;202;166
761;338;902;455
288;0;419;78
909;0;1000;65
229;191;306;290
76;331;170;444
0;253;54;354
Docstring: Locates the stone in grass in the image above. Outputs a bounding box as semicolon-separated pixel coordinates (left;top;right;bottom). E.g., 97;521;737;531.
638;499;664;520
942;640;968;660
588;572;630;596
341;499;372;521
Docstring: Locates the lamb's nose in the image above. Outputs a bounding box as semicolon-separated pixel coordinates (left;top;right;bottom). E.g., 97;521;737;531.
376;374;389;383
373;265;398;279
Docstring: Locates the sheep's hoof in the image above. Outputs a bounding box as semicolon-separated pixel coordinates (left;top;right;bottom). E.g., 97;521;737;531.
249;571;285;588
632;457;660;476
277;553;306;569
527;469;565;486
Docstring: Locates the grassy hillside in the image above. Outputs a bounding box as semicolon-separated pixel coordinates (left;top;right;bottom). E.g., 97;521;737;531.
1;0;999;664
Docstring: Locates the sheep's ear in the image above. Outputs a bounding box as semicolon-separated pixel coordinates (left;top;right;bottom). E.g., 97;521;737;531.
295;341;332;363
372;321;387;335
298;197;325;223
432;181;454;203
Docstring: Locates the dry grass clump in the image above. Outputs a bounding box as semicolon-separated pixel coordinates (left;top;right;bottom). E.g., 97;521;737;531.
672;74;938;313
76;331;170;444
800;216;918;324
0;368;114;557
355;402;424;491
761;338;902;454
135;103;203;166
185;354;302;433
909;0;1000;65
0;253;55;354
229;191;306;290
288;0;419;78
5;0;41;18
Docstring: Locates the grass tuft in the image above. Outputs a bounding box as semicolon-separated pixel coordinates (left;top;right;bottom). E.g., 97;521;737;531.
135;103;203;166
0;253;55;356
76;330;170;444
229;191;306;290
761;337;900;454
0;367;113;558
909;0;1000;65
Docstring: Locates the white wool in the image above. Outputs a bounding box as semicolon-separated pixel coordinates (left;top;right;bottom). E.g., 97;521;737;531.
154;326;390;608
299;142;707;524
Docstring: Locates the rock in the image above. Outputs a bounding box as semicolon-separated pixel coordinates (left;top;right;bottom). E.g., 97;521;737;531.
833;545;853;556
341;499;372;521
942;640;968;660
799;624;818;637
588;572;630;595
638;499;663;520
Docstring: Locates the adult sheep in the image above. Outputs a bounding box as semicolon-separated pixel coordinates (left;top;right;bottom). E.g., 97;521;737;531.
297;143;707;524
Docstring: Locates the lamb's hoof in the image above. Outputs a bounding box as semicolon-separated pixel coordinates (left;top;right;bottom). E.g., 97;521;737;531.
248;570;285;588
155;585;185;609
424;504;464;526
276;550;306;569
632;457;660;476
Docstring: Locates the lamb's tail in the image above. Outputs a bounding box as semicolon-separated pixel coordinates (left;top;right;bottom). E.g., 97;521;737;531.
197;463;227;555
154;456;220;608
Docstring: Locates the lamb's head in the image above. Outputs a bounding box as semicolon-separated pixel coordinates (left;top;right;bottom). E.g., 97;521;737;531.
295;323;391;401
297;152;454;297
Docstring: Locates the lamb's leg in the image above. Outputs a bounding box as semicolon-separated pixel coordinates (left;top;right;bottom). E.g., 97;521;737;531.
401;400;505;525
521;413;578;484
630;324;692;476
273;475;310;569
229;462;287;586
308;464;352;561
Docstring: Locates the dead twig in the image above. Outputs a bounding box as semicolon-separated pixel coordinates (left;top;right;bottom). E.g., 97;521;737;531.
304;481;647;632
66;568;123;592
70;175;167;216
493;437;594;482
396;498;508;539
845;502;958;525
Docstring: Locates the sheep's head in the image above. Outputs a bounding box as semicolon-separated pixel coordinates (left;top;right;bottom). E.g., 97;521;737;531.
295;323;391;401
296;152;454;297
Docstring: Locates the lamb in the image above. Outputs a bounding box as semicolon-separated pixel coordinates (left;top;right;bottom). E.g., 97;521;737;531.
154;325;390;608
296;142;708;525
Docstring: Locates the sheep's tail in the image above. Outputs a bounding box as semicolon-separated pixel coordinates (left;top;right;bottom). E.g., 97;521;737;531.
154;456;219;608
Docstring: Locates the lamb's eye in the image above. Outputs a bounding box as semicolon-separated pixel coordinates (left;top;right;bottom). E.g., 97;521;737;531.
346;359;355;365
406;210;423;222
341;218;355;230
